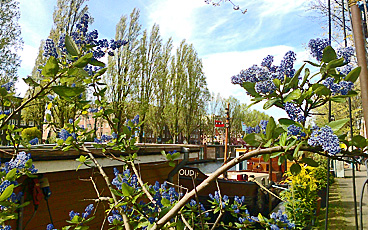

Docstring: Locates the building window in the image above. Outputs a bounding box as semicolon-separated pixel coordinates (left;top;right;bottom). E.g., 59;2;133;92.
29;121;34;126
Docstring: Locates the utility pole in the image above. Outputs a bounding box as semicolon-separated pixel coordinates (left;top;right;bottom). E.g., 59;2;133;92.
224;103;230;164
349;0;368;137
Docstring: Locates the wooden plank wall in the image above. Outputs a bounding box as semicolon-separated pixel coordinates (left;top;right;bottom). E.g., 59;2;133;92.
10;161;174;230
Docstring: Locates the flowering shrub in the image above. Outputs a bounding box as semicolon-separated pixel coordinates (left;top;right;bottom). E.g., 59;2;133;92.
0;152;38;228
0;8;367;230
281;166;319;228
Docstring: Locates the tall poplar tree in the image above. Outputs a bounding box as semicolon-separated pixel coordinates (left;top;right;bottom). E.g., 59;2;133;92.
0;0;22;84
134;24;162;142
105;8;141;134
146;38;173;141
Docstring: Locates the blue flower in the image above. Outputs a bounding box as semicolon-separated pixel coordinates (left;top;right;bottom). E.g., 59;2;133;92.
308;125;341;155
29;137;39;145
88;107;99;113
255;80;276;94
261;55;274;69
1;82;14;91
43;38;58;58
69;210;80;220
284;102;305;122
3;152;37;174
308;38;329;61
189;199;196;207
132;115;139;125
337;46;355;63
148;217;155;224
59;129;71;141
168;150;177;155
46;224;56;230
82;204;94;219
47;95;55;101
108;210;123;223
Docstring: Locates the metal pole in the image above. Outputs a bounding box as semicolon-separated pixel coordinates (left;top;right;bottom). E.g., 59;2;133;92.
343;1;360;228
325;1;332;229
349;0;368;138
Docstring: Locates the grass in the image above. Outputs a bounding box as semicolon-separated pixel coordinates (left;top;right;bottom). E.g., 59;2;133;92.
313;181;348;230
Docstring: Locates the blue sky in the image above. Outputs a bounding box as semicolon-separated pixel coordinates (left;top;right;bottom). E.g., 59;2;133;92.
17;0;326;119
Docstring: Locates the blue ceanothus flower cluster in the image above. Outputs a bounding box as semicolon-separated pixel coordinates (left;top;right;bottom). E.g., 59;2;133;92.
309;38;355;77
308;125;341;155
284;102;305;123
231;51;297;95
322;77;354;95
43;14;128;76
245;120;268;134
308;38;329;61
287;125;306;140
1;152;38;230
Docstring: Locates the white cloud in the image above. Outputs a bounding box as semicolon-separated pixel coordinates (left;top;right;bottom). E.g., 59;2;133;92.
202;45;309;119
147;0;205;41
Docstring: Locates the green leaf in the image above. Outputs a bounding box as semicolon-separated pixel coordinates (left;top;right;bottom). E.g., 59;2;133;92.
304;60;320;67
326;118;349;133
68;67;90;78
65;35;80;56
330;96;346;103
300;68;310;88
264;98;280;110
322;46;337;63
273;127;285;139
279;132;287;146
278;155;286;165
273;78;281;88
25;159;33;168
278;118;299;130
90;58;105;67
161;198;171;207
0;184;14;202
243;133;262;147
287;64;305;89
23;76;40;87
284;89;301;103
5;168;17;181
52;86;84;97
312;84;331;96
42;56;59;77
263;154;270;162
176;220;185;230
352;135;367;148
242;82;259;97
271;152;283;158
301;157;319;167
121;183;135;197
0;87;8;96
345;66;361;83
266;117;276;140
93;68;107;78
326;57;345;69
73;53;93;68
293;141;304;159
290;163;301;176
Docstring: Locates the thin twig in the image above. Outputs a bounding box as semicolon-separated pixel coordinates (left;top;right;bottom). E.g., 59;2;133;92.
191;175;205;229
81;145;131;230
210;211;223;230
180;214;194;230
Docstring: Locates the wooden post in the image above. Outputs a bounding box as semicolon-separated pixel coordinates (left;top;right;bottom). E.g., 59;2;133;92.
349;0;368;137
223;103;230;179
